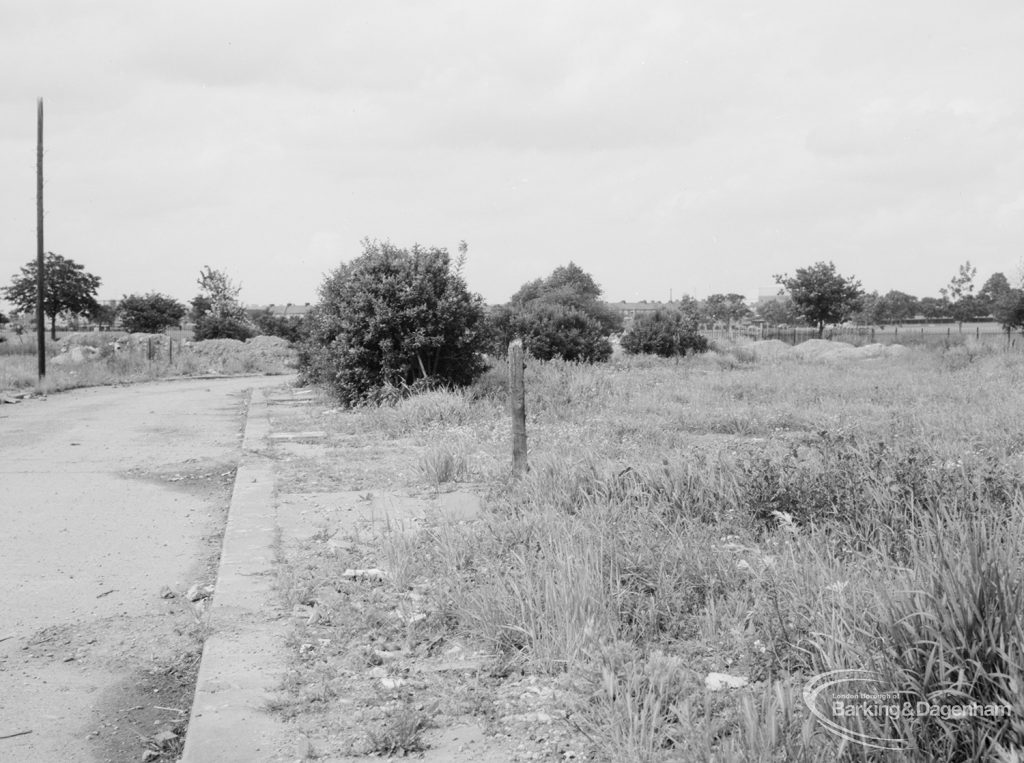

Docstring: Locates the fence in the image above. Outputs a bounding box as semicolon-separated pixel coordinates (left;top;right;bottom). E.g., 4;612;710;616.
702;322;1022;349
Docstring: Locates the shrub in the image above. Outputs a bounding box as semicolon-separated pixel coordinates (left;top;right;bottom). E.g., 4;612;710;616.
621;308;709;357
488;262;621;362
193;315;257;341
251;309;308;343
118;292;186;333
299;239;488;406
190;266;257;340
491;302;613;362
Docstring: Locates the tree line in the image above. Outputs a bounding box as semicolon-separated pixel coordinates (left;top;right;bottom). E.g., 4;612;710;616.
763;261;1023;333
6;246;1024;405
0;255;303;342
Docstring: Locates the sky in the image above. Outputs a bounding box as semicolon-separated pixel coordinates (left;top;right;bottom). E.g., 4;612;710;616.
1;1;1022;311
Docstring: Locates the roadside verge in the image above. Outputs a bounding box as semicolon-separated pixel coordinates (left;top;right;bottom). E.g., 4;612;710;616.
181;386;288;762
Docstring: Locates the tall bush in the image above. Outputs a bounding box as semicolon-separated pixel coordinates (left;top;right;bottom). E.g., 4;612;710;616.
118;293;186;333
621;308;708;357
490;262;621;362
191;266;256;340
300;239;488;405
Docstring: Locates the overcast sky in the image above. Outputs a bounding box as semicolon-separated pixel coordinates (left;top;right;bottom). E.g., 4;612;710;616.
1;1;1022;310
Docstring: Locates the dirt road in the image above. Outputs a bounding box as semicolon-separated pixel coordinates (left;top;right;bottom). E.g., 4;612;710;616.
0;376;287;762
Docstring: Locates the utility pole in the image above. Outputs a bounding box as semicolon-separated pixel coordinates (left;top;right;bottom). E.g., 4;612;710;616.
508;339;527;477
36;98;46;380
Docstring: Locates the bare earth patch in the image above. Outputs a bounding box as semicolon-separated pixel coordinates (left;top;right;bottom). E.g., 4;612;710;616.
265;394;591;762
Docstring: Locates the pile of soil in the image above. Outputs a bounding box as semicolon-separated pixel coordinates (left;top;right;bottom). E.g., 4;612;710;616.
742;338;909;362
188;336;296;373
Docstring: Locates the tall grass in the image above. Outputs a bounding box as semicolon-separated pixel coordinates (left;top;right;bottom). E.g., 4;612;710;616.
0;335;294;393
319;344;1024;760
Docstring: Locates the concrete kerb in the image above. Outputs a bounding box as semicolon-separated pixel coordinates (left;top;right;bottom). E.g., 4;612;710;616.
181;386;288;763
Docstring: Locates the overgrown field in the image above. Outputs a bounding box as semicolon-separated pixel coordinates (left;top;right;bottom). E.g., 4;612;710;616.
0;333;296;394
277;339;1024;761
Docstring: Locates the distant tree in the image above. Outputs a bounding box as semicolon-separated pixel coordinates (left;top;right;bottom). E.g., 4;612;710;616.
532;261;602;301
918;297;948;320
118;293;186;333
874;290;919;325
250;308;307;343
671;295;705;325
977;273;1012;317
7;312;28;341
491;261;621;361
993;289;1024;335
2;252;101;339
191;266;255;340
940;261;979;328
940;261;977;304
300;239;488;405
849;291;880;326
853;290;920;326
0;312;8;327
774;262;863;338
493;302;614;363
703;293;751;328
196;266;246;319
90;302;119;330
621;308;709;357
755;296;802;326
189;295;212;322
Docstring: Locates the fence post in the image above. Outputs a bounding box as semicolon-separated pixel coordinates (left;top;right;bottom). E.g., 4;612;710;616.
148;337;153;361
976;326;980;340
871;328;875;343
508;339;528;477
169;338;173;363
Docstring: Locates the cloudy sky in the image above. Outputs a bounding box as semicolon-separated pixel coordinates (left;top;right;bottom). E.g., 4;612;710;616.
1;1;1021;310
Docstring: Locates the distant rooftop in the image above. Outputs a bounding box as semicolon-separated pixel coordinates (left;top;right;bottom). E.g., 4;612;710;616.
248;303;313;317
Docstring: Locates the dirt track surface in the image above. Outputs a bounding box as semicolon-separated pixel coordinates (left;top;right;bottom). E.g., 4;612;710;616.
0;376;287;762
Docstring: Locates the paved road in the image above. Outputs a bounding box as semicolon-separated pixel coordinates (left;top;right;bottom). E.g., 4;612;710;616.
0;376;287;762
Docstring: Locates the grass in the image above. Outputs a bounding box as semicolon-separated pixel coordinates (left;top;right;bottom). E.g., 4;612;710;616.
274;338;1024;760
0;333;296;394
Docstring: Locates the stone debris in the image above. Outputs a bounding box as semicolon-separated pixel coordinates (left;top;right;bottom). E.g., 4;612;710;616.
341;567;386;581
186;583;214;602
704;672;749;691
151;729;178;746
51;345;101;365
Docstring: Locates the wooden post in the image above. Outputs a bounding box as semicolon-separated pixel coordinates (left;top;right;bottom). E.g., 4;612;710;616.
36;98;46;380
508;339;527;476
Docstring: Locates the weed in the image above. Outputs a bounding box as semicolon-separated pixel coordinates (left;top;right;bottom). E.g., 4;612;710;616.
364;702;428;756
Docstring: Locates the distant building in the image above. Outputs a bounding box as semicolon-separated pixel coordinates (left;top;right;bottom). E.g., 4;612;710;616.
248;303;313;318
610;301;669;326
757;287;785;304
